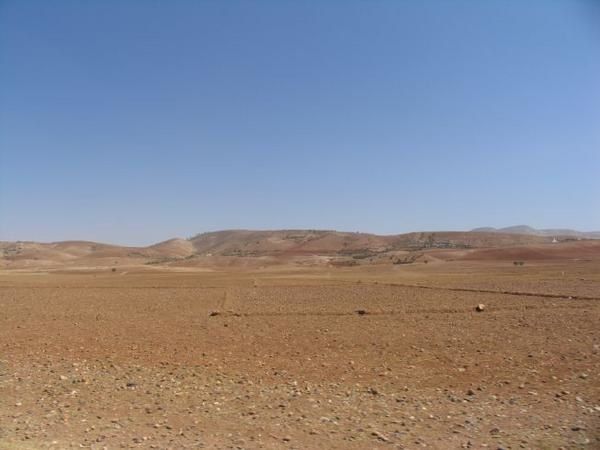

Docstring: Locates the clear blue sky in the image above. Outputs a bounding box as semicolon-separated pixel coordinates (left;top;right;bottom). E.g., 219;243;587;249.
1;1;599;245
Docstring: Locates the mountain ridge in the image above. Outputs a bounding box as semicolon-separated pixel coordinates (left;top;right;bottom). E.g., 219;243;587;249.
471;225;600;239
2;227;600;269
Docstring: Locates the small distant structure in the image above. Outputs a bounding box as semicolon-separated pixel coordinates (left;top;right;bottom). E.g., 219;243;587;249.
551;237;558;244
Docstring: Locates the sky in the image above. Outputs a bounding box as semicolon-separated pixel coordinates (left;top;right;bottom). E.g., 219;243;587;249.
1;1;599;245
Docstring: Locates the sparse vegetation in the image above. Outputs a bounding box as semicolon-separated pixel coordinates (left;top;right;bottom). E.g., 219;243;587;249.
145;256;188;265
331;259;358;267
393;253;422;265
352;252;375;260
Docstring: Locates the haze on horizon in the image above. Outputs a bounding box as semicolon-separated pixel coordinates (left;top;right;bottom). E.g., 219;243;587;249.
1;1;599;246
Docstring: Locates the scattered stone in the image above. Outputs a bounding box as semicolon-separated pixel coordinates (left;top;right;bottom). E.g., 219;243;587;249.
475;304;485;312
3;267;598;448
371;430;389;442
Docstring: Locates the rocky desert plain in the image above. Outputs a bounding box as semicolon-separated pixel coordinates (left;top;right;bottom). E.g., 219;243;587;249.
0;229;599;449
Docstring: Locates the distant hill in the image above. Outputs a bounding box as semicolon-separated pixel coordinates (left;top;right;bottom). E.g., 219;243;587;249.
187;229;550;257
2;228;599;269
471;225;600;239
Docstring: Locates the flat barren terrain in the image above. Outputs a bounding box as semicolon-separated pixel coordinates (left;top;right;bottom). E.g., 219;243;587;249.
1;259;599;449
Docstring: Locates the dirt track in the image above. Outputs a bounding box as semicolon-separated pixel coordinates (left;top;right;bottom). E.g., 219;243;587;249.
0;261;599;449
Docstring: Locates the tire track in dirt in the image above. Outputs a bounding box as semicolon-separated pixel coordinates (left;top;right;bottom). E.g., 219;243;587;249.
221;288;231;310
207;303;597;318
377;282;600;301
2;279;597;301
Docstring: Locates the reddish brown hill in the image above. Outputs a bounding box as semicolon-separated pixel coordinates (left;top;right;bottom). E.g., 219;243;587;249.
146;238;195;258
458;240;600;261
188;230;553;257
1;230;596;269
188;230;391;256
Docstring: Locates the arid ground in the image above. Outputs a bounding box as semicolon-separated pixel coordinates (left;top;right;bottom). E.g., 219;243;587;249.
1;253;599;450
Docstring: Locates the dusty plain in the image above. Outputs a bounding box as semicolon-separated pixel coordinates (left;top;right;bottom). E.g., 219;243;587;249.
1;255;599;449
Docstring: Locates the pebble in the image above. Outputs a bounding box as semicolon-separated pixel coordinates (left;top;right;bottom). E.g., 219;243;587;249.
371;430;389;442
